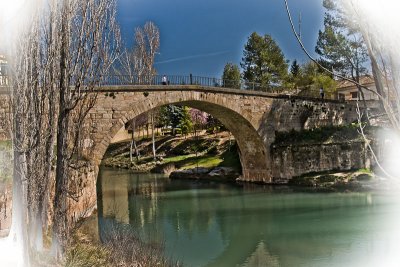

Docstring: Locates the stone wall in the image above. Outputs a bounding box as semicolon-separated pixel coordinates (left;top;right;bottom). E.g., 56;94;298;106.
85;86;358;183
271;141;368;181
0;86;359;183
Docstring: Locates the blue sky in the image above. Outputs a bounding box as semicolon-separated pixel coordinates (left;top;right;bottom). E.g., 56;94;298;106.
117;0;325;77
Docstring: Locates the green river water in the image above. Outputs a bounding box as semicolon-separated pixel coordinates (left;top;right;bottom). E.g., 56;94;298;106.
97;167;400;267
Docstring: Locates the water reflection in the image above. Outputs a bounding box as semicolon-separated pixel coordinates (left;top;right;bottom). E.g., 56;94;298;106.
97;167;400;267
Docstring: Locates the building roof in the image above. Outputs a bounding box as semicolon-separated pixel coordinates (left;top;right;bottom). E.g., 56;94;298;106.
336;75;375;91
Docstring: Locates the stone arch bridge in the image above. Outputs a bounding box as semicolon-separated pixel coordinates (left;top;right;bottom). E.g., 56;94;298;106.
84;84;357;183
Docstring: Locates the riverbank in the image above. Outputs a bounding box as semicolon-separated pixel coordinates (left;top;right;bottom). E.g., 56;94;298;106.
286;169;394;192
102;126;386;189
65;214;181;267
102;132;241;179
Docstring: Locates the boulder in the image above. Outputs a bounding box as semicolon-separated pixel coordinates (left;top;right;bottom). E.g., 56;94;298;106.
208;167;238;177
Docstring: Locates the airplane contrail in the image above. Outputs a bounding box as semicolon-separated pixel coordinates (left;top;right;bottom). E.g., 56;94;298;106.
155;50;231;65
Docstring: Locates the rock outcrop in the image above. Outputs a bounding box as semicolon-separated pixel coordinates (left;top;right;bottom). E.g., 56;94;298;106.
170;167;239;181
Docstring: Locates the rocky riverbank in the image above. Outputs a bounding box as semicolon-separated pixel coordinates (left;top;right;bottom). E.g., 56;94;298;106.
286;169;393;192
102;126;392;190
170;166;239;181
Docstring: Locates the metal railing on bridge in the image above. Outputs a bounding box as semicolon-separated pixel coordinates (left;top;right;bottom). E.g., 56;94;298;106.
102;74;286;93
0;74;312;95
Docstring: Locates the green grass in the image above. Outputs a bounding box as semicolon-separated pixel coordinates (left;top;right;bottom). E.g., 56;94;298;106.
163;154;196;164
358;168;372;174
181;156;223;169
161;147;241;171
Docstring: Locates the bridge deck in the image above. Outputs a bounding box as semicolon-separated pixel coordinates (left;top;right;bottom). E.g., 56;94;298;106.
0;84;347;104
0;72;347;103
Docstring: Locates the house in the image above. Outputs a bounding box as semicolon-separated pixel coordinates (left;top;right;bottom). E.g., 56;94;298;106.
336;75;378;101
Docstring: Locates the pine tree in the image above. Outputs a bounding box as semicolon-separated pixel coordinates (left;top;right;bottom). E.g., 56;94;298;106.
315;0;368;80
222;62;241;89
241;32;288;90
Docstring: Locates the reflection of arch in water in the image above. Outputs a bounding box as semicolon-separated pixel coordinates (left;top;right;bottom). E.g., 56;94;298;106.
242;241;280;267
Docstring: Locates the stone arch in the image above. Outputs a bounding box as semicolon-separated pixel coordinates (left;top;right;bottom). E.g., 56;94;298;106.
90;90;272;182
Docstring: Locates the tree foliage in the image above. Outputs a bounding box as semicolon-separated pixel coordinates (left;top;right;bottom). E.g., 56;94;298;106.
159;105;193;135
241;32;288;89
315;0;369;80
290;61;337;97
222;62;241;89
179;107;193;136
286;59;301;89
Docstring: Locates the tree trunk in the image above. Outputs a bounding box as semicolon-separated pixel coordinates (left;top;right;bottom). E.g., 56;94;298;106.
130;120;139;162
151;112;156;161
53;8;69;257
52;101;70;259
11;147;31;266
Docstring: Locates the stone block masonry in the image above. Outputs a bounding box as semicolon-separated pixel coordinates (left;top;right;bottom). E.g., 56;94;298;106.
271;141;368;181
83;85;358;184
0;86;359;183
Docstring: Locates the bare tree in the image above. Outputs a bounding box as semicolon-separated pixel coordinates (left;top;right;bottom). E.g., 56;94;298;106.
116;21;160;84
150;109;160;161
116;22;160;164
339;1;400;131
130;119;140;162
7;0;120;262
284;0;399;130
51;0;120;258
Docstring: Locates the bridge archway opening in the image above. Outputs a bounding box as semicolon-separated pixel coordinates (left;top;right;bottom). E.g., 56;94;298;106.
97;100;270;182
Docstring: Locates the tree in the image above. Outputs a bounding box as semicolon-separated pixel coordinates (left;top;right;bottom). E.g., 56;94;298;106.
158;105;195;136
293;61;337;98
207;114;224;135
161;105;183;135
179;107;193;138
222;63;241;89
283;0;400;177
8;0;120;262
241;32;288;90
116;21;160;84
316;0;370;112
339;0;400;131
286;59;301;90
189;108;208;137
290;59;300;77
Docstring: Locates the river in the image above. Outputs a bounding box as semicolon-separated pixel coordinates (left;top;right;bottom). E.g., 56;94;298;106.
97;167;400;267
